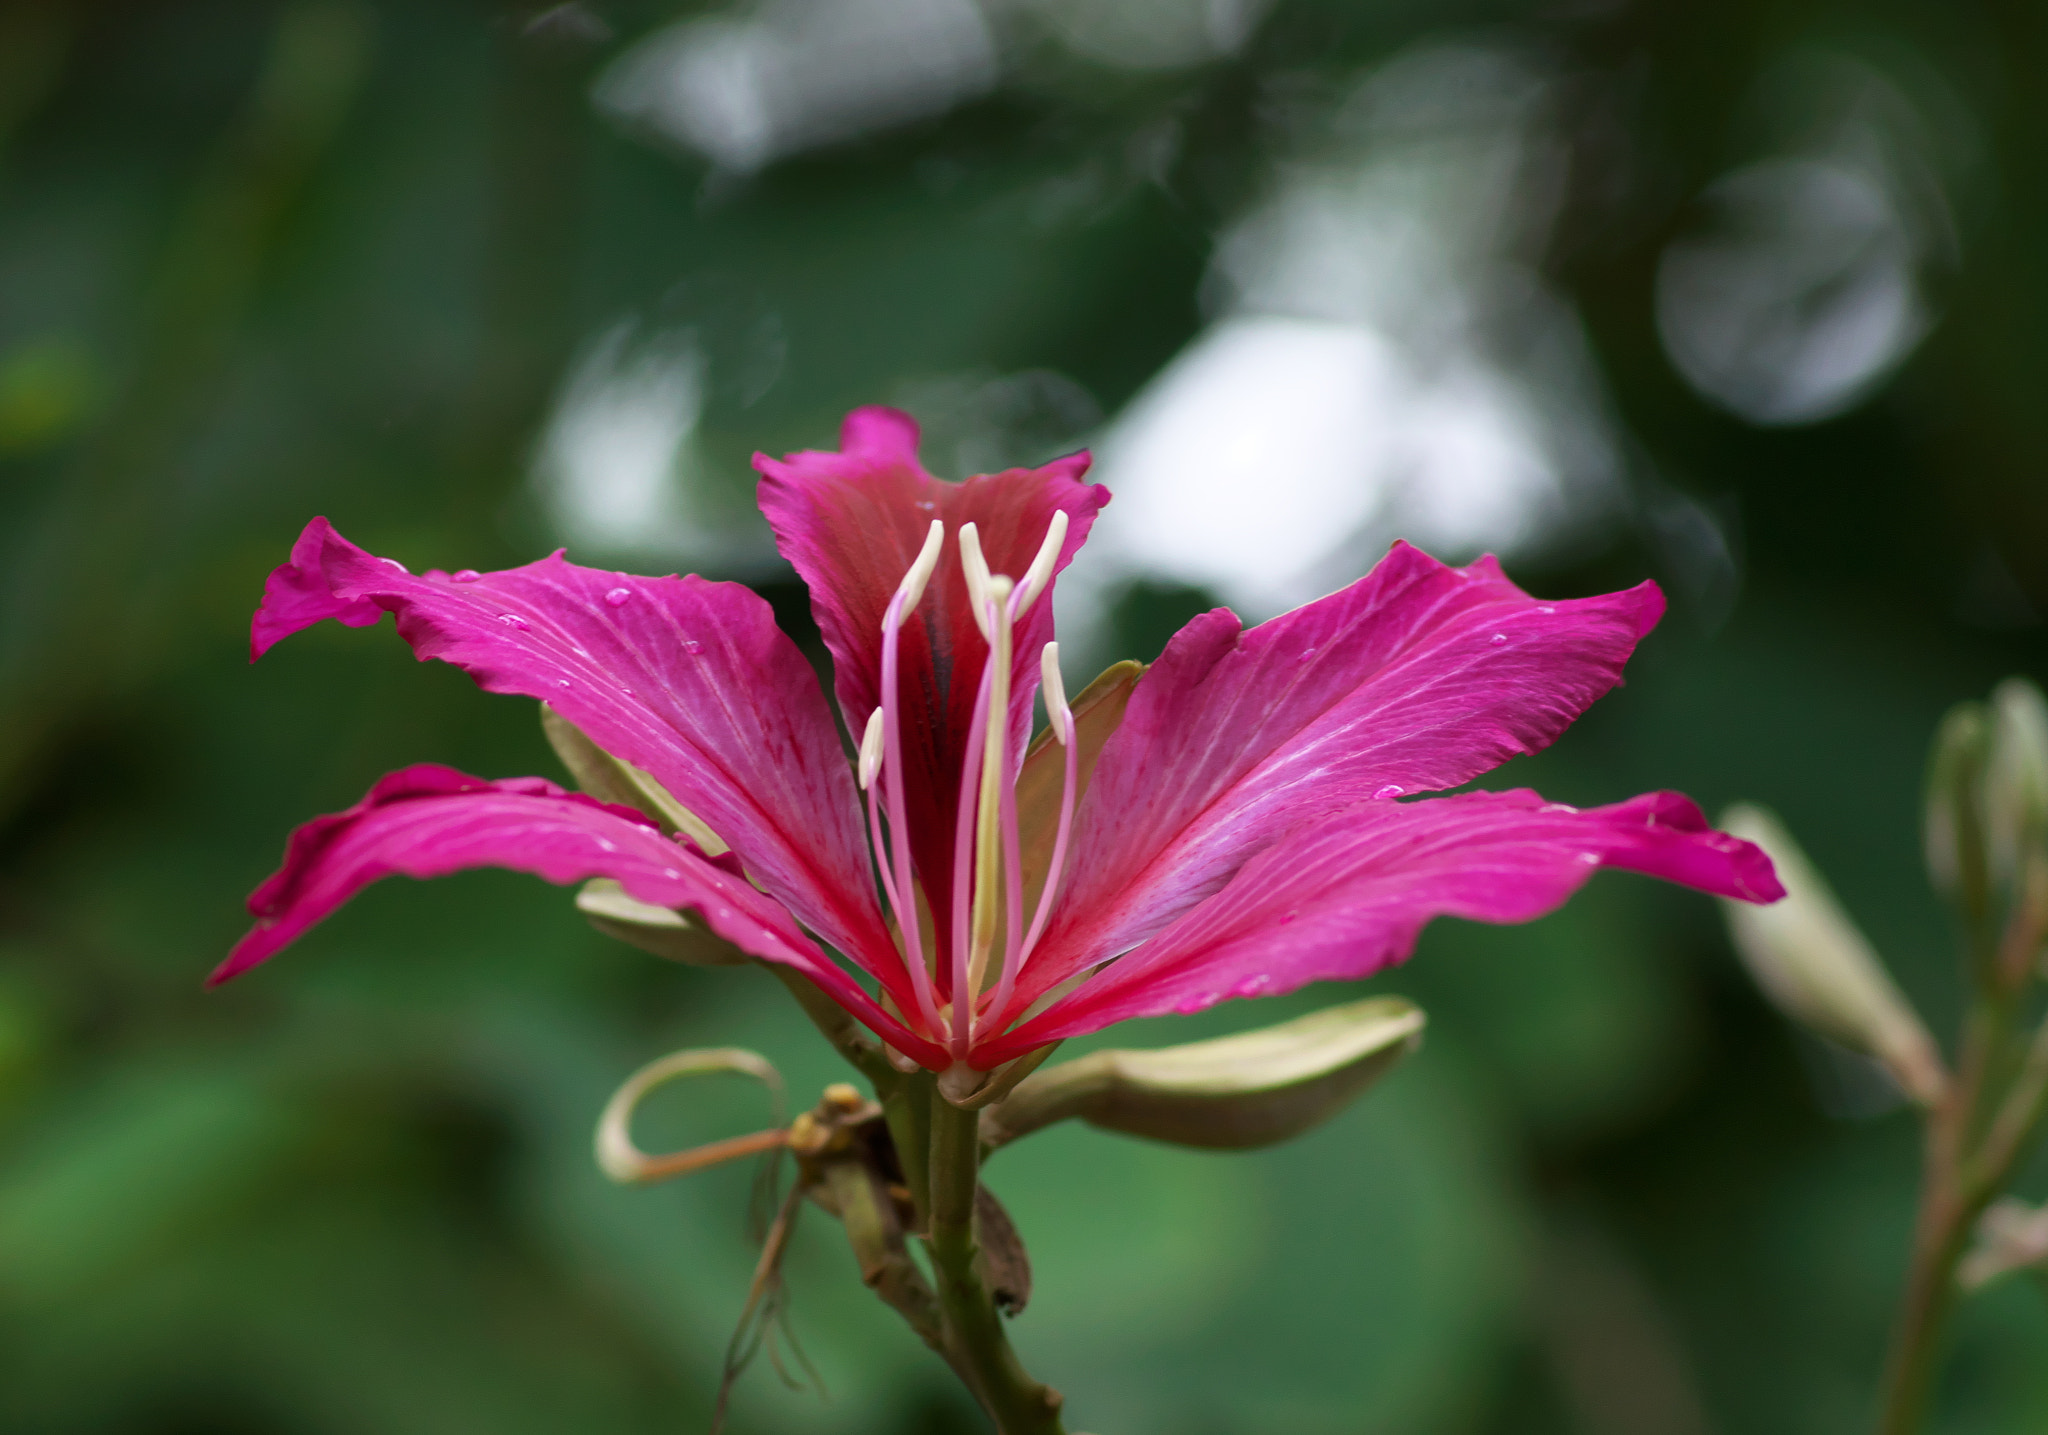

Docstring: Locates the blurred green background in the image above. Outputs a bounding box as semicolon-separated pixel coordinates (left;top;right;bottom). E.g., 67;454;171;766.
2;1;2046;1431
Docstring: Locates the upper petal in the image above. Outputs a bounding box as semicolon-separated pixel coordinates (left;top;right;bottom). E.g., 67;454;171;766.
1024;542;1664;996
249;519;893;980
213;764;948;1068
754;407;1110;939
976;788;1781;1063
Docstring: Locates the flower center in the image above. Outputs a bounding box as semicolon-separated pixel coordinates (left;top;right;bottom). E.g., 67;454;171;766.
857;513;1078;1059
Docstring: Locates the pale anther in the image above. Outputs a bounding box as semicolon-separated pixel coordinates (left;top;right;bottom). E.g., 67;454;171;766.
1041;642;1071;746
958;523;994;640
1011;510;1068;617
857;707;886;790
894;519;944;620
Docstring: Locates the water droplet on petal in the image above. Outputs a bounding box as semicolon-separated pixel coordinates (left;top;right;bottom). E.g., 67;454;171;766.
1374;784;1403;798
1541;802;1578;814
451;569;480;583
604;587;631;607
1577;851;1601;865
1298;647;1316;662
596;838;617;852
498;614;529;630
682;639;703;654
555;679;571;690
1537;605;1555;615
662;868;680;880
1490;633;1508;645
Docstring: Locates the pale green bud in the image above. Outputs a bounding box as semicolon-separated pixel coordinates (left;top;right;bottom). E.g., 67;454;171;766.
1985;678;2048;889
1959;1198;2048;1291
981;996;1424;1151
1718;804;1946;1107
1923;702;1990;911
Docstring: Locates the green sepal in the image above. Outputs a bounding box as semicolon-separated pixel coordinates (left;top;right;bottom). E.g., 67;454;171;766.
575;878;750;967
980;996;1425;1152
541;704;727;854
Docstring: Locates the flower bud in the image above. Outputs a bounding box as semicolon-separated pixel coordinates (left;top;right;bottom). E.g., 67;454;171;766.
1717;805;1946;1107
1985;678;2048;890
981;996;1424;1151
1959;1198;2048;1291
1923;702;1990;912
576;878;750;966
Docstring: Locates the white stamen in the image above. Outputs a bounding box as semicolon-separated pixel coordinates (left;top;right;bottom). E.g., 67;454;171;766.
958;523;994;640
857;707;886;790
894;519;944;620
1011;510;1068;617
1041;642;1071;746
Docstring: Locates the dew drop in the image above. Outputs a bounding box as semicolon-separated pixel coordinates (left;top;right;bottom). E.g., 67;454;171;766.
498;613;529;630
1537;605;1555;615
383;557;410;574
682;639;703;654
596;838;617;852
1540;802;1578;815
451;569;480;583
1298;647;1316;662
555;679;571;690
662;868;680;879
1576;851;1601;865
1490;633;1507;645
1374;784;1404;799
604;587;631;607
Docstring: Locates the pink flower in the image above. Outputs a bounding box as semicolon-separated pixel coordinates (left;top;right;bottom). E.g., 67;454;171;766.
220;407;1781;1071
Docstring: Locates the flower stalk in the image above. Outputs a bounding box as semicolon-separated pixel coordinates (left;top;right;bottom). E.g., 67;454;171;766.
923;1088;1066;1435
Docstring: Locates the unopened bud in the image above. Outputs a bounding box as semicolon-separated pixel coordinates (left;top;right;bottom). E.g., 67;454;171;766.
1985;678;2048;888
982;996;1424;1151
1718;805;1947;1107
1960;1198;2048;1291
1924;702;1991;911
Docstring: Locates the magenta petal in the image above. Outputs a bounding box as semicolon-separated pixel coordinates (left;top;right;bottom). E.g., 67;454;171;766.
754;407;1110;948
213;765;948;1068
977;788;1782;1064
1027;542;1666;995
248;518;894;983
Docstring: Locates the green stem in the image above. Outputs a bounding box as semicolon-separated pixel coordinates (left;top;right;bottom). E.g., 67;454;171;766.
924;1090;1065;1434
1876;998;2014;1435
